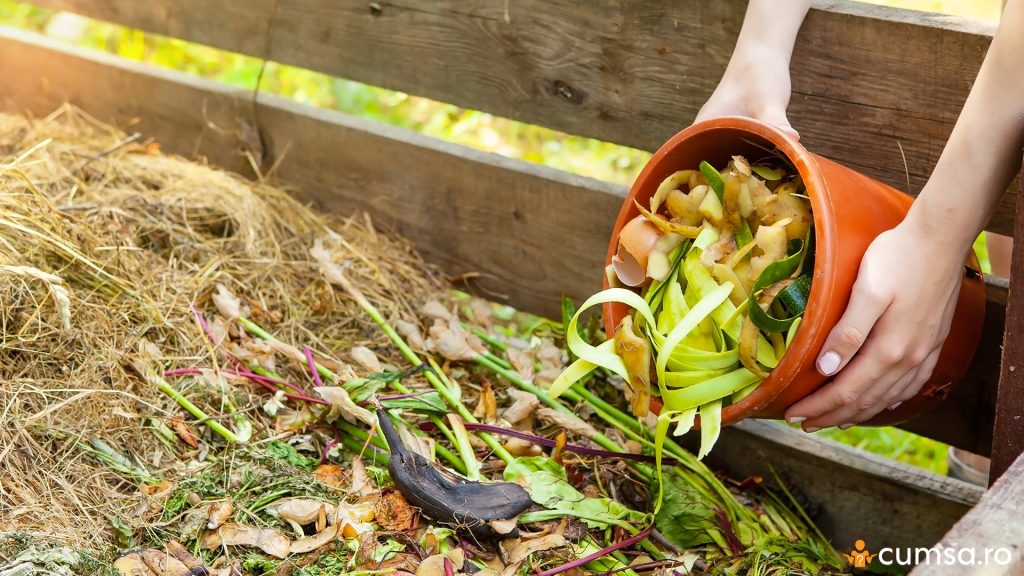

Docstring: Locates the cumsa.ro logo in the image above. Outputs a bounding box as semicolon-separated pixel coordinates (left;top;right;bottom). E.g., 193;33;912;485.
845;539;1015;568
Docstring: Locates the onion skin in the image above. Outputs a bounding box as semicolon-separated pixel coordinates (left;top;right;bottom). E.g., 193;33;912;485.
614;315;652;417
613;215;662;286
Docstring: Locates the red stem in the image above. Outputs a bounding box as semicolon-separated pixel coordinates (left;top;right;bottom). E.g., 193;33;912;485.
163;367;326;405
533;527;653;576
305;347;325;388
460;422;675;465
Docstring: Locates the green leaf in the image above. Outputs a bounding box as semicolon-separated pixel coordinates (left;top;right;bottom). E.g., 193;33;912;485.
371;539;406;563
264;440;317;471
653;469;720;549
107;515;135;549
504;456;648;529
380;391;447;414
736;219;754;248
700;161;725;202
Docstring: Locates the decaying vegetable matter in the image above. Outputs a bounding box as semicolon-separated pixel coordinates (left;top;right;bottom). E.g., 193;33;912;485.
376;406;533;537
552;155;814;461
0;110;841;575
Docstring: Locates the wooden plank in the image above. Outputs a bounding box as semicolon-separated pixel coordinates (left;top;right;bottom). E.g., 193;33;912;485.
700;420;983;550
0;27;1002;454
26;0;1018;236
990;173;1024;482
912;452;1024;574
899;280;1004;457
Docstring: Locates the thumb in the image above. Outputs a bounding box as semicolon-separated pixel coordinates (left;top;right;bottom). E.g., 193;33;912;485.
817;278;888;376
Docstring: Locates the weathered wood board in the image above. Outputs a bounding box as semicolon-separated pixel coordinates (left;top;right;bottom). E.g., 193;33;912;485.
991;177;1024;480
911;452;1024;574
703;420;983;551
27;0;1018;235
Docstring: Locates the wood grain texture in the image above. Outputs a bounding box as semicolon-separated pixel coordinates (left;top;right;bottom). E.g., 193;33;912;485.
27;0;1018;235
900;286;1003;457
703;420;983;550
912;452;1024;574
991;177;1024;482
0;27;1002;453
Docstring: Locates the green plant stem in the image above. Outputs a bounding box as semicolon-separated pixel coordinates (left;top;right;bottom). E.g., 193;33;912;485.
249;489;291;513
322;277;515;464
337;430;389;467
389;380;461;449
247;348;468;474
472;354;653;477
151;373;240;444
335;414;466;475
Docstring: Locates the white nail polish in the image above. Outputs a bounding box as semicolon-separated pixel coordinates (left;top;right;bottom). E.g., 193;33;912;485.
889;401;903;411
787;416;806;424
817;351;841;376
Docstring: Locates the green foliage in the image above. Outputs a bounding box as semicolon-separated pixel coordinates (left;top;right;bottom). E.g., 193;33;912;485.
264;439;319;471
505;456;648;529
653;468;720;549
292;551;351;576
818;426;950;475
243;553;282;575
107;515;135;549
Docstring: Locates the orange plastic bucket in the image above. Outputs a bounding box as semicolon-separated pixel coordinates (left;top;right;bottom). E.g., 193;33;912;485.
604;117;985;426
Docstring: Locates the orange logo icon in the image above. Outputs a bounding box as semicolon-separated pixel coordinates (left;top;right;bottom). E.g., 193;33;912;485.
844;539;877;568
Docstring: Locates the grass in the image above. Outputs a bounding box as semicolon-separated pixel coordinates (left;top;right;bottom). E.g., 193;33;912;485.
0;0;995;477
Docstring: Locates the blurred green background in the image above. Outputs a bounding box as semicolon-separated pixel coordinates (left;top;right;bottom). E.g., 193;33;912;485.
0;0;1003;476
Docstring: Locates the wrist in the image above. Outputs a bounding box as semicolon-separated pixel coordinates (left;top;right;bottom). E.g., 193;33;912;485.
903;189;980;256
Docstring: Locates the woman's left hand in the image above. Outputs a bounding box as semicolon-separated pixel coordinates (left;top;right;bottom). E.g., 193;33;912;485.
783;211;967;431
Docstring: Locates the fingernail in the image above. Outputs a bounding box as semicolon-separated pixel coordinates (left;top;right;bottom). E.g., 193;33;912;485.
804;426;820;433
817;351;841;376
787;416;806;424
888;401;903;411
839;423;855;430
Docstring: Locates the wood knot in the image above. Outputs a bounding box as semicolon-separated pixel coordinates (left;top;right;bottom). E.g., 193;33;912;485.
552;80;585;105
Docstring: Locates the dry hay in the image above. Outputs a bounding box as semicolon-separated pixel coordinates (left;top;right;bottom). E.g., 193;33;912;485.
0;105;445;551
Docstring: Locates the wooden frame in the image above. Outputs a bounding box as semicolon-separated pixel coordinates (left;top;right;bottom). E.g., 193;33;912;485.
2;0;1023;564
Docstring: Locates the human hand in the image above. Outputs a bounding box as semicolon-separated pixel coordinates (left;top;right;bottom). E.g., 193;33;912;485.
695;50;799;141
784;212;967;431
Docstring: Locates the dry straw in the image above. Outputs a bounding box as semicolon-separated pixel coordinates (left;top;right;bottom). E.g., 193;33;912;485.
0;105;444;550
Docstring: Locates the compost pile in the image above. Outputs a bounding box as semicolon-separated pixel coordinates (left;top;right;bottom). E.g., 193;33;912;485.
0;107;841;576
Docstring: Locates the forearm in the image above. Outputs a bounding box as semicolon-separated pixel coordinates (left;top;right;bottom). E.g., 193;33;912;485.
725;0;811;71
910;0;1024;249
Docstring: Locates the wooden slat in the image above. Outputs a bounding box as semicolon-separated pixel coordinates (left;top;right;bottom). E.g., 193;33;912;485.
0;27;1002;455
26;0;1019;236
912;451;1024;574
899;281;1004;457
702;420;983;550
991;174;1024;482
